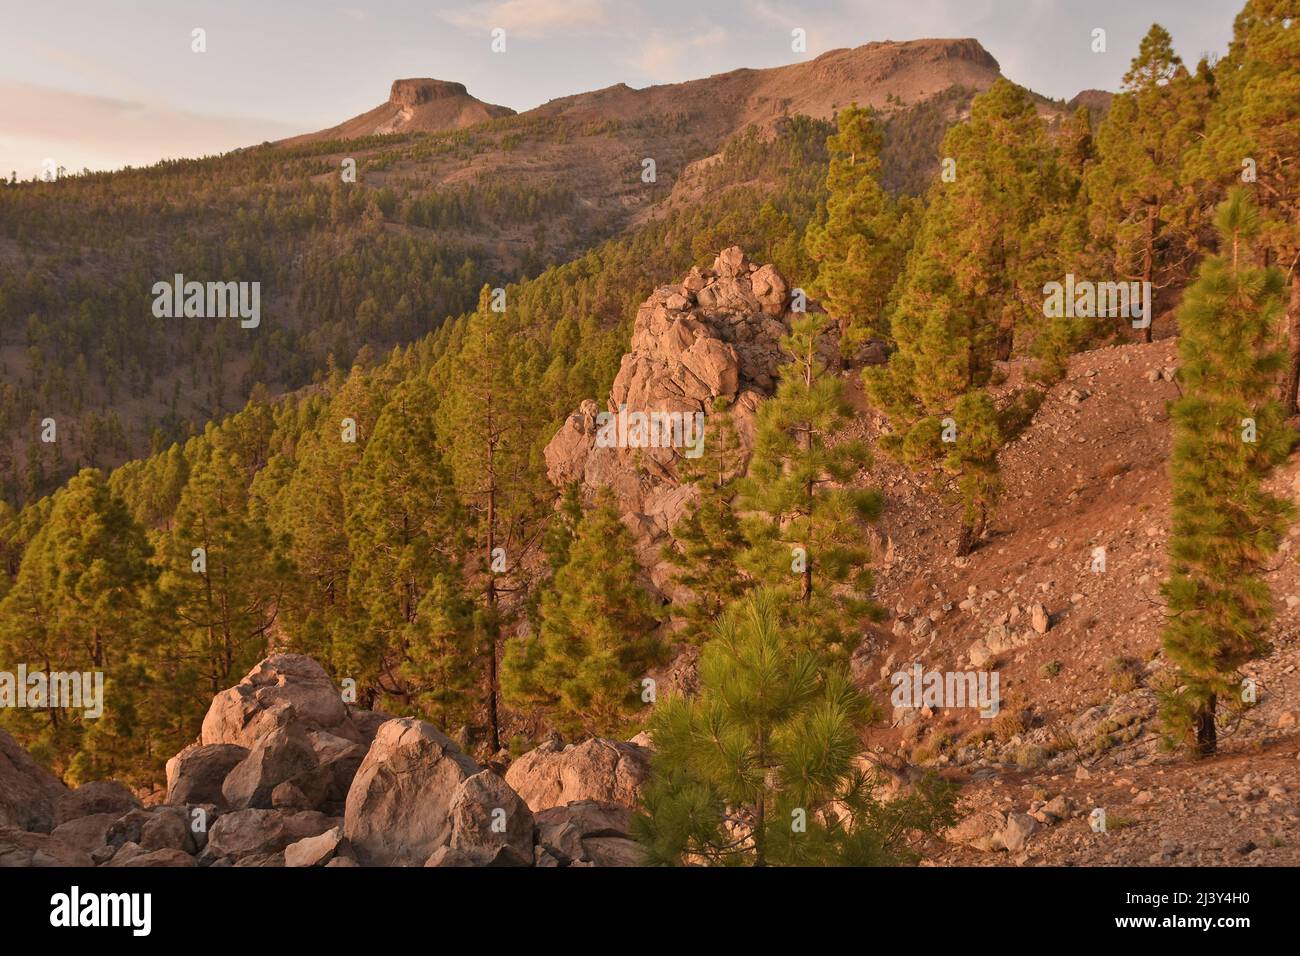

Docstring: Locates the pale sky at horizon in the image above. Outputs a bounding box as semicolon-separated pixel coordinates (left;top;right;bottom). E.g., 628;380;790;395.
0;0;1239;180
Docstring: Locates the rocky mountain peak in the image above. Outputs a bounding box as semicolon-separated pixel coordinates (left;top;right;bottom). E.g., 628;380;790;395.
388;78;472;107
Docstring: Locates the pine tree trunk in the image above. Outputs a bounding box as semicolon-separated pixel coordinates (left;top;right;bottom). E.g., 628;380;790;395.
955;521;976;557
1192;694;1217;758
1282;273;1300;416
1141;204;1155;344
955;506;985;557
485;461;501;756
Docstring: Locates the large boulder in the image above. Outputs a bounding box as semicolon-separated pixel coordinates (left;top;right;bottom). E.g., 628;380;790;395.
54;780;140;826
308;731;368;811
0;729;68;832
206;809;335;861
505;738;650;812
200;654;357;749
49;812;118;855
0;827;93;867
165;743;249;806
284;826;348;868
343;718;480;866
107;806;196;855
448;770;534;866
535;800;639;866
944;810;1009;853
221;724;326;811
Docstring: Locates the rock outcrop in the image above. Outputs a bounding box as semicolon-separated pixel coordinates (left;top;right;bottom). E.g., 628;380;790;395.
544;247;808;595
281;78;515;146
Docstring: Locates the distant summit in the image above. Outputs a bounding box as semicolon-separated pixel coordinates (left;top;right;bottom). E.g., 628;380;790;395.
281;78;514;145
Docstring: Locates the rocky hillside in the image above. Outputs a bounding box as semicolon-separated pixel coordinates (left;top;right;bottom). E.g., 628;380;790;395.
857;338;1300;866
1;654;650;867
7;247;1296;870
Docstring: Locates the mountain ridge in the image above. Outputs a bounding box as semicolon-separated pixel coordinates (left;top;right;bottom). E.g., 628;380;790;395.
283;38;1027;148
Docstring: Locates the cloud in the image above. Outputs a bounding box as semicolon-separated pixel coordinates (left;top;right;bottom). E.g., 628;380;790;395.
0;82;301;177
438;0;612;39
634;25;730;82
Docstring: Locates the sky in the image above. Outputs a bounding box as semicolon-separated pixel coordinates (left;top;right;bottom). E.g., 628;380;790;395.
0;0;1239;180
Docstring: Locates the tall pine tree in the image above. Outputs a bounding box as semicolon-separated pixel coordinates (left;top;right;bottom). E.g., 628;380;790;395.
803;105;908;359
662;397;751;643
1087;24;1210;343
1161;189;1293;756
502;489;664;737
738;311;881;656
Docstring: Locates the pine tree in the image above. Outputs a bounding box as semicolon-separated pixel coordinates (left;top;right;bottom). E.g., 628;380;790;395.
156;438;289;713
270;363;392;664
404;569;488;734
502;489;665;736
1161;189;1293;756
632;588;955;866
803;105;906;358
0;469;156;782
436;288;555;752
1033;107;1103;383
737;311;881;656
662;398;752;642
945;390;1005;556
866;79;1063;555
1193;0;1300;411
1087;24;1210;343
344;377;467;713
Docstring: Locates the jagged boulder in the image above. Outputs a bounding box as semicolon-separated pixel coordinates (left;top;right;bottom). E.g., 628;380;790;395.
343;718;480;866
0;728;68;832
205;808;335;862
222;724;327;811
505;737;651;813
201;654;357;748
308;731;368;811
447;770;535;866
284;826;348;868
165;743;249;806
49;812;118;855
107;847;196;868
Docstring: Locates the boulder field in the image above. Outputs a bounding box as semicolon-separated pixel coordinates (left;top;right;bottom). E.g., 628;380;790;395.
0;653;649;867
